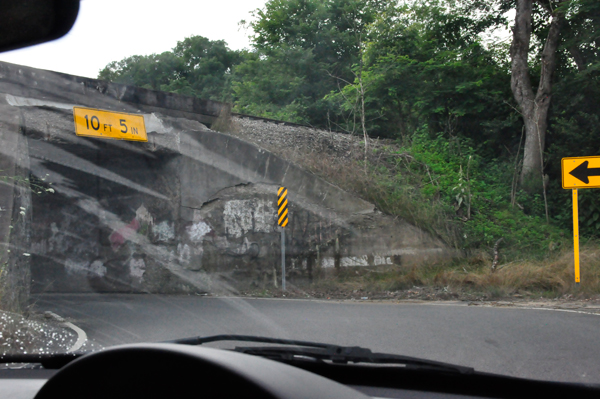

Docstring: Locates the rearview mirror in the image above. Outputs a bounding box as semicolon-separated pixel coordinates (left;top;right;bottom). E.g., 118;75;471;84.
0;0;80;53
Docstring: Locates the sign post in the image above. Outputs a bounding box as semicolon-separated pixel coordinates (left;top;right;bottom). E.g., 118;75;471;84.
277;187;289;291
573;188;580;286
560;156;600;286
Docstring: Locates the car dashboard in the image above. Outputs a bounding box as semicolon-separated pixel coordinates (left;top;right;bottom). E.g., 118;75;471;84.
1;343;600;399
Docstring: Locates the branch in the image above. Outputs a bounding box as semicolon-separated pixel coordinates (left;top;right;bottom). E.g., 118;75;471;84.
503;99;523;116
325;70;354;86
535;0;566;102
491;238;504;272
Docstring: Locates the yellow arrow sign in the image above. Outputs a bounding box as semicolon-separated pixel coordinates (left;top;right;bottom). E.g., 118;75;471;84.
562;156;600;189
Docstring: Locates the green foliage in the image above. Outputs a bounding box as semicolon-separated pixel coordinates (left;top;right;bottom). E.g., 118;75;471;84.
331;0;519;148
234;0;386;125
99;36;242;101
384;132;567;256
229;48;314;123
0;173;54;196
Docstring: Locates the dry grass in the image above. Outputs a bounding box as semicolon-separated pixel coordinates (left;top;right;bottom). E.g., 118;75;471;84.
301;244;600;299
460;245;600;296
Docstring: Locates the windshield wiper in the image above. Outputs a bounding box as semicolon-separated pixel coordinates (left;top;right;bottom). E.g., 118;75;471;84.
163;334;474;375
0;353;82;369
1;335;474;374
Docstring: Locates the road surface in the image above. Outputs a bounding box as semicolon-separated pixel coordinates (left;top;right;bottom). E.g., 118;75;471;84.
32;294;600;384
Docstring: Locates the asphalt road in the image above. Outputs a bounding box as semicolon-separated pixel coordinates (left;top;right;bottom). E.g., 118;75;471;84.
32;294;600;384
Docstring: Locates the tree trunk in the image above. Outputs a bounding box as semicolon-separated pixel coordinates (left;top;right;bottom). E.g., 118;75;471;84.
510;0;565;187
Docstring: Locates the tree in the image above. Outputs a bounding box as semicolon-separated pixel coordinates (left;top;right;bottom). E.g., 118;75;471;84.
229;47;314;123
510;0;567;188
328;0;514;147
98;36;242;101
240;0;389;126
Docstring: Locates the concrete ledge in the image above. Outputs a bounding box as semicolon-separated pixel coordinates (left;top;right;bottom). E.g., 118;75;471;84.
0;61;227;126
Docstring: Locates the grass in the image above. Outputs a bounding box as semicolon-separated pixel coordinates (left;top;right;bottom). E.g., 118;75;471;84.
302;244;600;299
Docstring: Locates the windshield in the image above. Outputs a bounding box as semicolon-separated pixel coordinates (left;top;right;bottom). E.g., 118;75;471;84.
1;0;600;385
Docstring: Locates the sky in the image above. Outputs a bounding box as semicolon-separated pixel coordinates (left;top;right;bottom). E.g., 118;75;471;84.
0;0;267;79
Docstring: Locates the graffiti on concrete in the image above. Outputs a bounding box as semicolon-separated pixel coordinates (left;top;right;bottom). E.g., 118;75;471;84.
63;259;89;275
152;221;174;242
63;259;107;277
129;258;146;282
109;204;154;251
89;260;107;277
186;220;211;243
223;199;276;238
109;218;140;251
177;243;191;265
135;204;153;227
341;256;369;267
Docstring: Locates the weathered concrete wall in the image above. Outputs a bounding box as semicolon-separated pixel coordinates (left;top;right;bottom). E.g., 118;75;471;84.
0;61;227;127
0;61;452;295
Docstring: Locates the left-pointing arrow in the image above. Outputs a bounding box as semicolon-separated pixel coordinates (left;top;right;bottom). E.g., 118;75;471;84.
569;160;600;184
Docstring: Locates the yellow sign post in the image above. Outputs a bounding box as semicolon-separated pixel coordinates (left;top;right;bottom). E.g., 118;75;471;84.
560;156;600;286
572;188;580;285
277;187;288;291
73;107;147;142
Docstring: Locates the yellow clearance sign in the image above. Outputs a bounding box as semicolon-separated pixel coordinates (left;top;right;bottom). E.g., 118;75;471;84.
73;107;147;142
562;156;600;189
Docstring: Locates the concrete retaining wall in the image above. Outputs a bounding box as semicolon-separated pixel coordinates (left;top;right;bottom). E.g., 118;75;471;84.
0;61;452;299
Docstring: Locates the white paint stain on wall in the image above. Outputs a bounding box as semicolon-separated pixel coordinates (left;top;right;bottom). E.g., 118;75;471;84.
253;200;276;233
321;258;335;268
224;200;252;238
64;259;89;275
177;243;191;265
135;204;154;227
153;221;175;242
320;255;392;268
374;255;393;266
64;258;107;277
341;256;369;267
223;199;275;238
187;220;211;243
48;222;64;252
129;258;146;279
89;260;107;277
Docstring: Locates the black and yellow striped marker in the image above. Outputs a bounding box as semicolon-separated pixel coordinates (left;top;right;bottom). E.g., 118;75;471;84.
277;187;288;227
